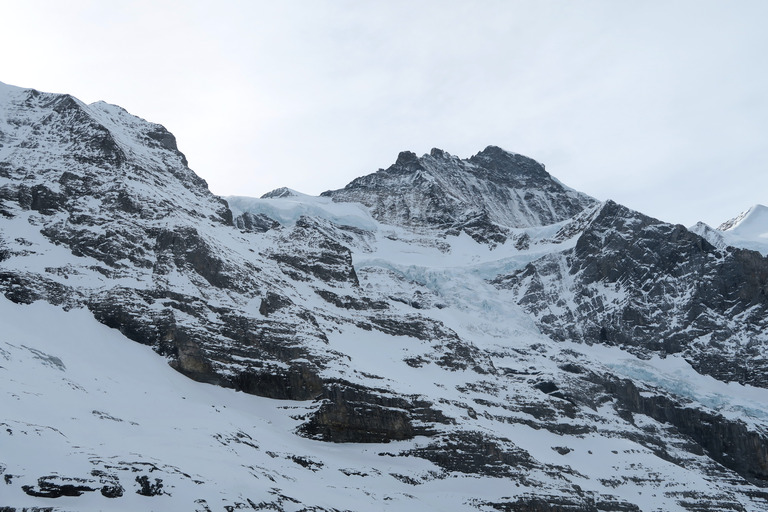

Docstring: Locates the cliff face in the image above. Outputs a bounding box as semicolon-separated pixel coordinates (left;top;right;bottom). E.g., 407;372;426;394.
2;82;768;511
493;200;768;387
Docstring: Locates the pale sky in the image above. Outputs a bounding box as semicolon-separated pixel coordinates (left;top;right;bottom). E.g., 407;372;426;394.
1;0;766;227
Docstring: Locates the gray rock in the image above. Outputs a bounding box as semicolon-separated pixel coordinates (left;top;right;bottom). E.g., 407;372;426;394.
496;200;768;387
322;146;596;244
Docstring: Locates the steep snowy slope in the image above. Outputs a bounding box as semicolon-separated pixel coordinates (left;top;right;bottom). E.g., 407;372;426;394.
3;81;768;511
5;268;768;511
719;204;768;233
691;204;768;256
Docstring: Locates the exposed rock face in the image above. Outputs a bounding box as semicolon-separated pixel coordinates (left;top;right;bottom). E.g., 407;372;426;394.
495;200;768;387
233;363;323;400
234;211;281;233
0;83;339;395
322;146;597;244
403;431;536;477
299;383;417;442
297;380;457;443
22;476;97;498
600;374;768;487
268;216;361;284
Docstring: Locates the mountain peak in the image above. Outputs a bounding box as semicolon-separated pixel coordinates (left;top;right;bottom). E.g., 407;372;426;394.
322;147;597;241
394;150;421;168
0;83;230;225
261;187;302;199
475;144;513;158
429;147;450;159
718;204;768;232
468;145;551;182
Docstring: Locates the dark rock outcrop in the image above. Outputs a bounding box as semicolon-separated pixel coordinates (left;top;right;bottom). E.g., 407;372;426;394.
270;217;360;284
600;374;768;487
233;365;323;401
496;200;768;387
234;211;281;233
135;475;164;496
481;495;641;512
21;476;97;498
298;381;451;442
404;431;536;477
153;227;233;289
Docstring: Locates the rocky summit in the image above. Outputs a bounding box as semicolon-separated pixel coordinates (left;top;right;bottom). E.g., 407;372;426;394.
2;81;768;512
321;146;597;246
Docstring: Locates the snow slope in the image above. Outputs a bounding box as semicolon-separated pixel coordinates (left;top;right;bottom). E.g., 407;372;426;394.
691;204;768;256
0;298;454;511
719;204;768;255
5;289;767;511
6;187;763;510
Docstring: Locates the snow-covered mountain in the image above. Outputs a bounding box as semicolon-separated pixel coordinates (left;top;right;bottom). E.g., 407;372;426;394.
321;146;597;246
691;204;768;256
2;81;768;511
497;200;768;386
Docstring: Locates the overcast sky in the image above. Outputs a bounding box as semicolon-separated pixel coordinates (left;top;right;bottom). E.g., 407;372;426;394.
2;0;766;227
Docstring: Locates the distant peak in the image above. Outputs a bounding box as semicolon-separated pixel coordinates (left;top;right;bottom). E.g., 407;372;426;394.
89;100;130;116
323;144;597;233
429;148;450;159
261;187;301;199
718;204;768;232
596;199;631;219
471;145;539;165
691;221;712;230
474;145;519;159
479;145;507;154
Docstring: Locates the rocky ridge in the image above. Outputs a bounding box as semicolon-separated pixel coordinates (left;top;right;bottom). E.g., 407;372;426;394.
321;146;598;246
2;81;768;511
494;200;768;387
